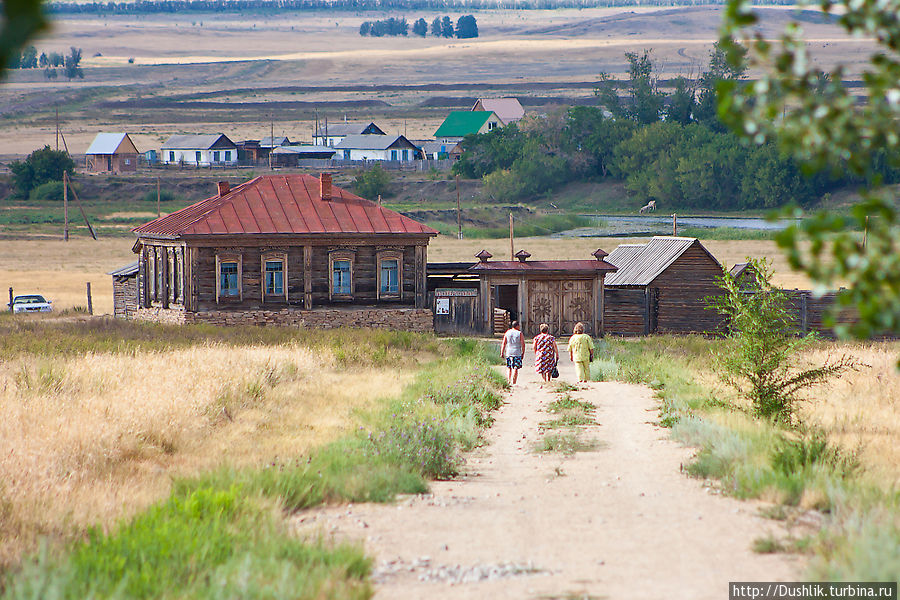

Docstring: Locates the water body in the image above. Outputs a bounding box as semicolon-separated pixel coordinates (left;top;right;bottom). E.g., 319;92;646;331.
553;215;800;238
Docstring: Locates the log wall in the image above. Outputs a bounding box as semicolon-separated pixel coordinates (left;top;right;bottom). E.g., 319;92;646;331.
112;275;138;318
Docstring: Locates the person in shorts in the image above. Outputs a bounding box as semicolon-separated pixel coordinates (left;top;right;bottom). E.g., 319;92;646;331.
500;320;525;385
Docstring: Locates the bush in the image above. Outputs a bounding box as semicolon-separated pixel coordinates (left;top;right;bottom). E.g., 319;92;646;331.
141;189;180;203
352;165;391;200
29;181;67;202
10;146;76;199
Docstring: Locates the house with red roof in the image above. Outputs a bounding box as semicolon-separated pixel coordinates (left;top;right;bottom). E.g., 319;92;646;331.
120;173;438;330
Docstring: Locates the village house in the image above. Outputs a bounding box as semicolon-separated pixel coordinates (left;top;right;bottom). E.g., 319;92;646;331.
120;173;437;331
472;98;525;124
603;236;724;335
313;122;386;147
334;134;420;162
434;111;503;145
160;134;238;166
85;133;140;173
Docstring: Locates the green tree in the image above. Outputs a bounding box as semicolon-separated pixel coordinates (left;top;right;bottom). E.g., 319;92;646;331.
453;125;524;179
711;259;854;426
666;76;696;125
0;0;48;75
412;18;427;37
694;40;747;129
352;164;391;200
720;0;900;340
440;16;453;38
9;145;76;198
19;44;37;68
595;50;665;125
63;46;82;79
430;16;441;37
455;15;478;38
359;21;371;36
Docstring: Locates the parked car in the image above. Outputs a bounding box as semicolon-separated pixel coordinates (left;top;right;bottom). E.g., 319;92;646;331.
8;294;52;313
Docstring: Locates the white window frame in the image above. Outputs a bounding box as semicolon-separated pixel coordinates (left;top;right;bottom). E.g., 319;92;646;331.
213;150;220;162
261;252;288;303
329;251;355;300
216;253;242;302
224;150;232;162
377;250;403;300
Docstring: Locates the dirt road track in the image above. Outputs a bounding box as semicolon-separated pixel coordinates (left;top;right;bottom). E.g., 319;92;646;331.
293;348;798;599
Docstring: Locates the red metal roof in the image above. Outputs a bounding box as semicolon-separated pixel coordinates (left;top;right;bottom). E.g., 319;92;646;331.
133;174;438;237
470;259;617;273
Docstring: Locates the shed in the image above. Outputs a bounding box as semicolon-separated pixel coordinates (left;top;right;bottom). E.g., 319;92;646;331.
604;236;723;335
472;98;525;124
434;111;503;144
468;248;617;337
128;174;438;331
86;133;140;173
161;134;237;166
109;261;139;318
270;145;336;166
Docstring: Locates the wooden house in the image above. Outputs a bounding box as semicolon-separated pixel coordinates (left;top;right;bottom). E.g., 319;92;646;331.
465;249;617;337
434;111;503;144
334;135;420;162
161;134;238;166
125;174;437;330
472;98;525;124
313;122;386;147
603;237;723;335
109;261;139;318
85;133;140;173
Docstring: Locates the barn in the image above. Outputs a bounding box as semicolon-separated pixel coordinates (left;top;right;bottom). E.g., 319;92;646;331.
109;262;139;318
119;173;438;331
85;133;140;173
603;236;724;335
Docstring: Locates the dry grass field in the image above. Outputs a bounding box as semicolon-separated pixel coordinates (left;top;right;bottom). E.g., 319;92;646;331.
0;328;416;569
0;5;877;156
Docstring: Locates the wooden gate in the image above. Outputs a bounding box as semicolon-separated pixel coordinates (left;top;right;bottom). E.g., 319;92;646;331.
527;279;594;337
433;288;479;335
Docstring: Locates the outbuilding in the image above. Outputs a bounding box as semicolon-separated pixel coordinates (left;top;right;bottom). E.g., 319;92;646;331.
85;133;140;173
109;261;139;318
603;236;724;335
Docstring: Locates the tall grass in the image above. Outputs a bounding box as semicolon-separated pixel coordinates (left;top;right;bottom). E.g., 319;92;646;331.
605;335;900;580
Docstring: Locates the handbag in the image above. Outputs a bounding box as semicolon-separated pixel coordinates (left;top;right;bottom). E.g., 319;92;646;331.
551;361;559;379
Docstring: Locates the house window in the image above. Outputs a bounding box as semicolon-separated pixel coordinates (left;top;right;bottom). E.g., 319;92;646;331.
195;151;202;163
216;254;242;301
224;151;231;161
391;149;398;161
333;260;351;295
402;149;408;160
377;251;402;299
169;151;175;162
156;248;164;303
125;158;131;165
488;121;497;131
343;149;351;160
262;253;287;301
172;249;181;303
147;249;156;302
213;151;220;162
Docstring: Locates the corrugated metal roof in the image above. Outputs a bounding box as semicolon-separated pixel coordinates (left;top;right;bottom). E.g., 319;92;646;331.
271;145;335;155
473;98;525;123
315;122;385;137
86;133;136;155
434;111;496;138
161;134;235;150
133;174;438;238
605;237;718;286
335;134;415;151
259;136;290;148
108;261;138;276
470;259;617;273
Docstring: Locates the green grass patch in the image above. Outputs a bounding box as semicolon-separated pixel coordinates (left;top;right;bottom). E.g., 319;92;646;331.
539;413;596;430
533;432;600;455
547;394;596;413
676;226;779;241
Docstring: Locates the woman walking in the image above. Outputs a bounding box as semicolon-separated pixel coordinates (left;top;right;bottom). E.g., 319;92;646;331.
533;323;559;384
568;322;594;383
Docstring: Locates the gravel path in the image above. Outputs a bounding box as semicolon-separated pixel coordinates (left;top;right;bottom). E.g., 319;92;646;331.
293;347;799;599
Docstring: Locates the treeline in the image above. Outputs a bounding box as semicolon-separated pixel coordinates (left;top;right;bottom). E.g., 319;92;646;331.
46;0;799;15
8;46;84;80
360;15;476;37
454;47;900;210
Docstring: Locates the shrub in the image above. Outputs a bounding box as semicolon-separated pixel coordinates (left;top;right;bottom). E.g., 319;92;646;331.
28;181;68;202
352;165;391;200
141;189;180;203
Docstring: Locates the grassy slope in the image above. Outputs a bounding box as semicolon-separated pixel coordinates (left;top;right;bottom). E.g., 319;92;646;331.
594;336;900;580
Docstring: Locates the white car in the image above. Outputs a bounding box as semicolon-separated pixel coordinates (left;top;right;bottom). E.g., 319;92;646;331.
9;294;53;313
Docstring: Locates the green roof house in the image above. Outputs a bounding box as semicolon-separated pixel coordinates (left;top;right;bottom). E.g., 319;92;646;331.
434;111;503;143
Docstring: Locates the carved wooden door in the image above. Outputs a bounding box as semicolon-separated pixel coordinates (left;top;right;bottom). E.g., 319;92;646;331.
561;279;594;335
528;280;561;336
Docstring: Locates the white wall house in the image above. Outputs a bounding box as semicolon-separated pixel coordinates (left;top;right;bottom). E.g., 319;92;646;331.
160;134;238;166
334;135;420;161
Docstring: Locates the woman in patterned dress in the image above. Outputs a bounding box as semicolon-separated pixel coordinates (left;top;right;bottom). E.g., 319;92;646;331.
533;323;559;384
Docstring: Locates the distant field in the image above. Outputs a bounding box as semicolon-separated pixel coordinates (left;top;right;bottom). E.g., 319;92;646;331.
0;5;875;156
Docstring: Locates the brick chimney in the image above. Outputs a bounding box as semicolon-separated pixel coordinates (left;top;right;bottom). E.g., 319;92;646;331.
320;173;332;201
217;181;230;197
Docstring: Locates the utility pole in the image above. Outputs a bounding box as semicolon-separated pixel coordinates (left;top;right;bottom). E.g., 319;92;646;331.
673;213;677;236
55;105;59;151
157;176;161;219
509;213;514;260
456;174;462;240
269;113;274;170
63;171;69;241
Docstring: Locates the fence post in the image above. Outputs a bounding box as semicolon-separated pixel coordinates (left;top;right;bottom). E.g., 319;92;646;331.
800;292;808;334
8;287;12;311
86;282;93;316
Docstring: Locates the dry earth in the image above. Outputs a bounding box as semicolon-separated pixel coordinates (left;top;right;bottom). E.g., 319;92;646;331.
294;347;799;599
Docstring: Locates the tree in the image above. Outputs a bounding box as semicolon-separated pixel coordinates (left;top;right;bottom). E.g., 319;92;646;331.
694;40;747;129
63;46;83;79
359;21;371;36
0;0;48;75
9;145;76;199
430;17;441;37
38;51;47;67
455;15;478;38
666;76;696;125
720;0;900;340
440;16;453;38
710;259;854;426
19;45;37;68
352;164;391;200
412;18;427;37
595;50;665;125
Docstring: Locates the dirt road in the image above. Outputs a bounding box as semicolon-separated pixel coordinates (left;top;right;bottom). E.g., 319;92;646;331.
294;348;798;599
